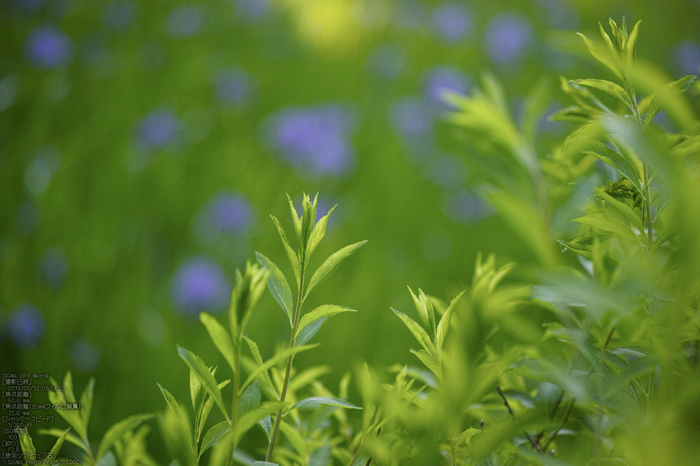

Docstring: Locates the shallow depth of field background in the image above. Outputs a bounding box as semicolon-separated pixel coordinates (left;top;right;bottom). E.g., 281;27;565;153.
1;0;700;457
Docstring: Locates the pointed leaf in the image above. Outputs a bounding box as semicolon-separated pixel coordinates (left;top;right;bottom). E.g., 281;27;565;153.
190;370;202;412
573;211;639;241
198;421;231;460
295;316;326;346
456;427;481;446
596;189;644;232
305;205;337;266
584;140;643;195
48;427;71;460
243;336;275;395
178;346;230;422
197;379;231;442
577;32;622;80
38;428;87;452
391;308;436;355
279;421;307;456
305;241;367;299
625;21;642;69
97;413;154;460
240;344;320;394
258;416;272;441
296;305;357;337
19;428;35;457
645;75;698;125
79;378;94;429
570;79;634;111
200;313;235;370
436;290;466;351
270;215;301;287
286;193;302;246
410;349;443;380
238;381;262;419
157;384;186;420
288;396;362;412
256;252;294;325
236;402;284;444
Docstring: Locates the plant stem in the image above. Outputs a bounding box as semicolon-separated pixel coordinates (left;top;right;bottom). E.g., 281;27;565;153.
227;340;241;466
266;271;305;462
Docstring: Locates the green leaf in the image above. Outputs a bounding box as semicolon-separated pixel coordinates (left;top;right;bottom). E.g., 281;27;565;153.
409;349;443;380
236;402;283;444
455;427;481;446
197;379;231;443
286;193;302;247
157;384;186;420
305;205;337;266
47;376;85;439
96;451;117;466
436;290;466;352
296;305;357;338
19;428;35;458
258;416;272;441
570;79;634;112
305;241;367;299
270;214;301;288
279;421;307;456
391;308;436;355
96;413;154;460
178;346;230;422
408;287;432;335
287;396;362;412
242;336;275;396
38;428;87;452
584;140;643;195
240;344;319;394
255;252;294;325
200;313;235;370
573;211;639;241
47;427;71;461
596;188;644;232
645;75;698;126
577;32;622;80
289;366;332;393
238;381;262;419
253;462;278;466
198;421;231;460
295;316;326;346
190;370;202;412
79;378;94;430
625;21;642;70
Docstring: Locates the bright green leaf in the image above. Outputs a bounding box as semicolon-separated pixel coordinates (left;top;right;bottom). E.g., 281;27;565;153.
240;344;319;394
79;379;94;430
235;402;283;444
242;336;275;396
391;308;436;355
570;79;634;111
270;214;301;288
436;290;466;352
304;241;367;300
584;140;643;195
296;305;357;337
200;313;235;370
409;349;443;380
645;75;698;126
287;396;362;412
573;211;639;241
177;346;230;422
255;252;294;325
305;205;337;267
295;316;326;346
38;428;87;452
198;421;230;460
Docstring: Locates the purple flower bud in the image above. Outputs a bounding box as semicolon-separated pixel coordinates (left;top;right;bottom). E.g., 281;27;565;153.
214;69;255;106
171;257;229;316
40;247;69;289
485;13;533;65
166;5;204;38
71;338;101;372
137;109;181;149
432;3;472;43
8;304;45;347
103;1;135;31
675;41;700;76
424;66;468;108
26;26;73;68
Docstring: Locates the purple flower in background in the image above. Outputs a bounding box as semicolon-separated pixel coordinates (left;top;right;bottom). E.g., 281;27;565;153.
443;190;493;224
166;5;204;38
171;257;229;316
266;105;356;176
236;0;270;21
486;13;533;65
214;69;255;106
195;192;254;242
675;42;700;76
428;154;466;188
15;0;47;11
103;1;135;31
26;26;73;68
366;44;406;79
137;109;181;149
389;97;431;140
71;338;101;372
424;66;468;108
40;247;69;289
432;2;472;42
8;304;45;347
16;201;40;235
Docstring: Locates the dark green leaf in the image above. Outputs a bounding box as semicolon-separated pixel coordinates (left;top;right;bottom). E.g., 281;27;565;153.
79;378;94;430
304;241;367;299
645;75;698;125
258;416;272;441
178;346;230;422
256;252;294;326
48;427;71;460
243;336;275;396
584;140;643;195
200;313;234;370
19;428;35;457
436;290;466;351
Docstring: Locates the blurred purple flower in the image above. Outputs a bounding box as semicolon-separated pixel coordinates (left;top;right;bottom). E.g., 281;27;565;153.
538;0;578;29
428;154;466;188
214;69;255;106
16;201;40;235
26;26;73;68
171;257;230;316
424;66;468;108
14;0;46;12
8;304;45;347
71;338;101;372
166;5;204;38
266;105;356;176
195;192;254;242
103;1;134;31
389;97;431;140
236;0;270;21
432;2;472;42
40;247;69;289
137;109;181;149
675;42;700;76
485;13;533;65
443;190;492;224
366;44;406;79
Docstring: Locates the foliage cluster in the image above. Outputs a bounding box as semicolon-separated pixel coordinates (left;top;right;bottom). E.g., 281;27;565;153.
18;19;700;466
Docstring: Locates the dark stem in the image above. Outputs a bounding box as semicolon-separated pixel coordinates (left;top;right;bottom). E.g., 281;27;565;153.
496;386;515;420
543;400;575;450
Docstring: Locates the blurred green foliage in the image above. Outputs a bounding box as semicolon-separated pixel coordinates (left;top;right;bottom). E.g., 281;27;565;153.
1;0;700;462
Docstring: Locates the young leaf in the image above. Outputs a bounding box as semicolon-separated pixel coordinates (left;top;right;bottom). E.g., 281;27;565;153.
408;287;430;332
270;215;301;288
200;313;235;370
584;140;643;195
256;252;294;325
243;336;275;396
287;396;362;412
19;428;35;458
48;427;71;461
570;79;635;112
190;370;202;412
198;421;231;460
38;428;87;451
157;384;186;421
238;380;262;419
196;379;231;442
177;346;230;422
259;416;272;441
305;205;337;267
96;413;154;460
410;349;443;380
295;316;326;346
304;241;367;300
391;308;436;355
645;75;698;126
596;189;644;232
79;378;94;429
279;421;307;457
573;211;639;241
577;32;622;80
240;344;320;394
436;290;467;352
296;305;357;337
47;376;85;440
286;193;302;247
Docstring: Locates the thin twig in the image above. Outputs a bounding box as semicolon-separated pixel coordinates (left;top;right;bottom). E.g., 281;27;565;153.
496;386;515;420
544;400;575;450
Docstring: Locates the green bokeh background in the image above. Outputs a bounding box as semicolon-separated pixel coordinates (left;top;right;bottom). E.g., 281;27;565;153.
1;0;699;458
